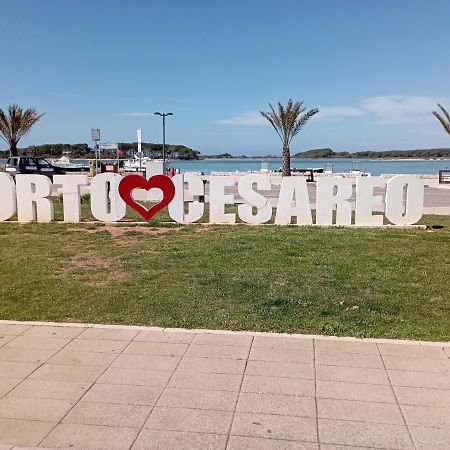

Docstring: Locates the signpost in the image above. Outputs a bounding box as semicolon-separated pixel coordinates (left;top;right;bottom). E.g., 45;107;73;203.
137;129;142;172
91;129;100;174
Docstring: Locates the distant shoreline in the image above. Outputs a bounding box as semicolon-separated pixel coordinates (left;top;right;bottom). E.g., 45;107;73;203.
199;157;450;162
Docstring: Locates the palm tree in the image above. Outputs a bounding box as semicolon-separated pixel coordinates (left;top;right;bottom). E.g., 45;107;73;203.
0;104;45;156
433;103;450;135
261;99;319;176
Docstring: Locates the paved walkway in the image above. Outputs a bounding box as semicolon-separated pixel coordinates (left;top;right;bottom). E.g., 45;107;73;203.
0;321;449;449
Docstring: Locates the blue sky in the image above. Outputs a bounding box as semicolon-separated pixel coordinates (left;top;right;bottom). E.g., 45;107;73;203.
1;0;449;155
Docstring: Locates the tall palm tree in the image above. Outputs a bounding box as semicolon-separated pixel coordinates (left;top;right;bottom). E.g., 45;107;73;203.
433;103;450;135
0;104;45;156
261;99;319;176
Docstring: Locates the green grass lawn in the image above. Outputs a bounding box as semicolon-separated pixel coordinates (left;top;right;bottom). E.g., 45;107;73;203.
0;202;449;341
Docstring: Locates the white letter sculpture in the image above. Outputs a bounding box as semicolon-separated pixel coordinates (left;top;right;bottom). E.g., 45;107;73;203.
168;174;205;224
238;174;272;224
275;177;312;225
16;175;54;222
385;175;424;225
90;173;126;222
53;174;88;222
0;173;17;221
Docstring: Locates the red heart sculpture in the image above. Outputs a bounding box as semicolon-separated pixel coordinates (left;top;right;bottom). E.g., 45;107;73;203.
118;174;175;221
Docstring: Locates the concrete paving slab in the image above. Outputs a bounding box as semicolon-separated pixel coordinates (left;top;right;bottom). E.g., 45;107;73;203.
0;418;55;447
409;425;450;449
77;328;139;341
0;348;55;364
317;398;404;424
315;351;384;369
252;336;313;351
0;380;21;398
21;326;84;339
0;320;448;449
144;406;233;434
5;337;70;351
231;411;317;442
29;364;104;383
46;350;116;367
393;385;450;407
62;401;151;428
41;423;139;449
97;368;172;387
191;333;252;347
0;337;16;348
318;419;414;449
132;429;227;450
245;360;314;379
388;369;450;389
177;357;246;375
184;344;249;360
0;396;74;422
242;375;315;397
158;387;238;411
81;384;163;406
7;379;90;401
237;392;316;417
226;436;318;450
378;342;448;359
124;342;188;357
314;340;379;355
401;404;450;427
383;355;450;372
249;347;313;364
134;330;195;344
315;365;390;385
0;362;39;379
316;380;396;403
64;338;129;354
0;325;31;336
168;370;242;392
111;354;180;371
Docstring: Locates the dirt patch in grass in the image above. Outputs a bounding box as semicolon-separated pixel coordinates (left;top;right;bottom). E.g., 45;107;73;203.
62;244;127;286
68;225;178;236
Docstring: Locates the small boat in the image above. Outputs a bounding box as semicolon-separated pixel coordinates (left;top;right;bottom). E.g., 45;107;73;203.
124;154;152;172
52;155;90;172
351;170;372;177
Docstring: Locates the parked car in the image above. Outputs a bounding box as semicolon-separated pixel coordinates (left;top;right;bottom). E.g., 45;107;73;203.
5;156;66;178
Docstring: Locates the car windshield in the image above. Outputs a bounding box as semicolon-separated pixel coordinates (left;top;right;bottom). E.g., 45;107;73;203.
37;159;51;167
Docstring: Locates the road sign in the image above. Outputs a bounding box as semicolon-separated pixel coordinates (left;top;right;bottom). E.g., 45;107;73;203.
98;143;118;151
137;129;142;153
91;129;100;141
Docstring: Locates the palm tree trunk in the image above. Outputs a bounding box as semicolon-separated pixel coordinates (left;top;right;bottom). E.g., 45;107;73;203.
282;145;291;176
9;143;18;157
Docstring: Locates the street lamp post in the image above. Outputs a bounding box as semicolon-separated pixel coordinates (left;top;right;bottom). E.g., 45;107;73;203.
154;112;173;164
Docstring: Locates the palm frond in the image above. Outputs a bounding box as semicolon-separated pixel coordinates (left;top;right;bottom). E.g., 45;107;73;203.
0;104;44;153
433;111;450;135
290;108;319;143
433;103;450;135
437;104;450;123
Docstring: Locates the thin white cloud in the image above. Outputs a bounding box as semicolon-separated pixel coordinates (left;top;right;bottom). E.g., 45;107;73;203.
212;95;447;127
214;106;366;126
120;112;154;117
361;94;444;124
317;106;366;119
213;111;267;126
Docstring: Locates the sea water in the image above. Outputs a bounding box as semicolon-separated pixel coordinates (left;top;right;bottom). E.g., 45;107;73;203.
171;158;450;175
1;157;449;175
